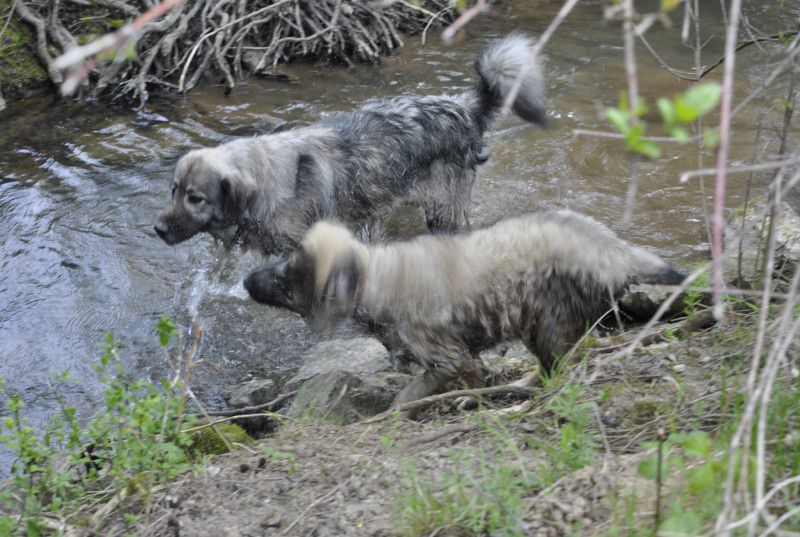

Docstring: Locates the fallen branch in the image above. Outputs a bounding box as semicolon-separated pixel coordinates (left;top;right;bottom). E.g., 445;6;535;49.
180;412;286;434
402;423;479;449
362;382;536;424
207;390;298;417
19;0;458;103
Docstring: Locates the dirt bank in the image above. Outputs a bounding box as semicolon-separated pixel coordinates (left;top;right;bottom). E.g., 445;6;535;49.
0;0;49;107
91;309;797;537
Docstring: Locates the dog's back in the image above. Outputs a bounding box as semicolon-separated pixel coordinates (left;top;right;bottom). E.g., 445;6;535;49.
360;210;684;377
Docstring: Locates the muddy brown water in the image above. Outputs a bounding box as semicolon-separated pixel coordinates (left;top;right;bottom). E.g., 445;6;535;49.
0;2;797;473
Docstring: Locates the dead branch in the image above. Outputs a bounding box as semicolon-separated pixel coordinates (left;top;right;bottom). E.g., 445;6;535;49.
17;0;459;104
207;390;298;417
710;0;744;321
362;382;537;424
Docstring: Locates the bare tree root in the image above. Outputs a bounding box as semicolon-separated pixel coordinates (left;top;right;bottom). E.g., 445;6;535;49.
16;0;458;104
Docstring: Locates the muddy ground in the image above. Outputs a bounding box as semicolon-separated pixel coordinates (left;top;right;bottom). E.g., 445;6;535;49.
97;309;761;537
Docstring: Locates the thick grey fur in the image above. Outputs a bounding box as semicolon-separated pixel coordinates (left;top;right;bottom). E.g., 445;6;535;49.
243;209;686;406
154;33;546;254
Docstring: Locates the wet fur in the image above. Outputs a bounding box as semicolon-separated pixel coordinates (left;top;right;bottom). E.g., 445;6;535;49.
154;34;547;254
244;210;685;405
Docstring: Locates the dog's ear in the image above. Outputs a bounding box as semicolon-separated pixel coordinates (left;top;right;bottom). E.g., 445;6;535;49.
311;254;361;330
219;176;250;220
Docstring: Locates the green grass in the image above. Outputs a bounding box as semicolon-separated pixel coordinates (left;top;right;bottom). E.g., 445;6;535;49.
0;318;245;535
0;0;48;98
397;450;539;537
396;378;600;536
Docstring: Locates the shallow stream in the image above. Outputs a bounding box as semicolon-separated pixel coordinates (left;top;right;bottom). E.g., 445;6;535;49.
0;1;796;472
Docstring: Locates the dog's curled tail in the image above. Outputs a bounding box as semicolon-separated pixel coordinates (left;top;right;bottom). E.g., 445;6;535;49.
628;246;686;286
473;33;546;128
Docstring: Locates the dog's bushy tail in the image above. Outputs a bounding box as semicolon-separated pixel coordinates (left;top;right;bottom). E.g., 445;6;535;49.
472;33;546;129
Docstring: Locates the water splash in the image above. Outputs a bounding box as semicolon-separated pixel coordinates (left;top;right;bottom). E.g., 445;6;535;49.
186;245;259;325
186;247;234;325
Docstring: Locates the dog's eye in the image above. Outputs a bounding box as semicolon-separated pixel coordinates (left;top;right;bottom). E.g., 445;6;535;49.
187;194;204;205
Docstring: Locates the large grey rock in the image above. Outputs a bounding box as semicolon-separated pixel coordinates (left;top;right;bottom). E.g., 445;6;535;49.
287;370;412;424
228;378;279;409
724;201;800;287
224;378;281;436
284;337;391;391
619;285;689;321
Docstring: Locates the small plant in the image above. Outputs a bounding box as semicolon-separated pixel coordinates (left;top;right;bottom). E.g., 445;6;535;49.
0;318;222;535
397;450;538;537
683;266;710;316
530;378;598;485
606;93;661;158
606;82;722;159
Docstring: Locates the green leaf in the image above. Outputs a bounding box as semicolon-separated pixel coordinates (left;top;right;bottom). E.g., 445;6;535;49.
674;99;701;124
658;98;676;128
688;461;715;495
680;82;722;118
606;107;630;134
660;0;682;12
634;100;648;118
631;139;662;159
776;97;794;112
26;519;42;537
683;430;711;457
156;316;177;347
0;516;13;535
637;453;661;480
660;510;702;534
670;126;690;142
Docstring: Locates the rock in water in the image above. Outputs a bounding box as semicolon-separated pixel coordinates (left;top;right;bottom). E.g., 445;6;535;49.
228;378;280;409
284;337;392;391
287;371;412;424
724;201;800;288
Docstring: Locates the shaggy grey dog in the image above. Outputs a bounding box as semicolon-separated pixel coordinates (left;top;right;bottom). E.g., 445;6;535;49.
154;33;546;254
243;209;685;405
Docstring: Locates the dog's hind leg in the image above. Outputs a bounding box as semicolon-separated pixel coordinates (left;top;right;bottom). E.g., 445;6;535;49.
417;163;476;232
393;369;453;407
392;332;485;416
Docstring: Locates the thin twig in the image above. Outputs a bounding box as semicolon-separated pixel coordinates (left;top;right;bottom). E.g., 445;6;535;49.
441;0;486;44
363;383;536;424
500;0;581;116
573;128;702;143
711;0;745;320
678;156;800;184
178;0;293;91
402;423;479;449
207;390;298;417
180;413;284;434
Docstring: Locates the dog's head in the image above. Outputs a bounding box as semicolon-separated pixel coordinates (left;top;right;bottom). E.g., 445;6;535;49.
154;151;250;246
244;222;365;330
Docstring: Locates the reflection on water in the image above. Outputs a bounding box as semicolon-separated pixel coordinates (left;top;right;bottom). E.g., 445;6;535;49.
0;1;796;473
